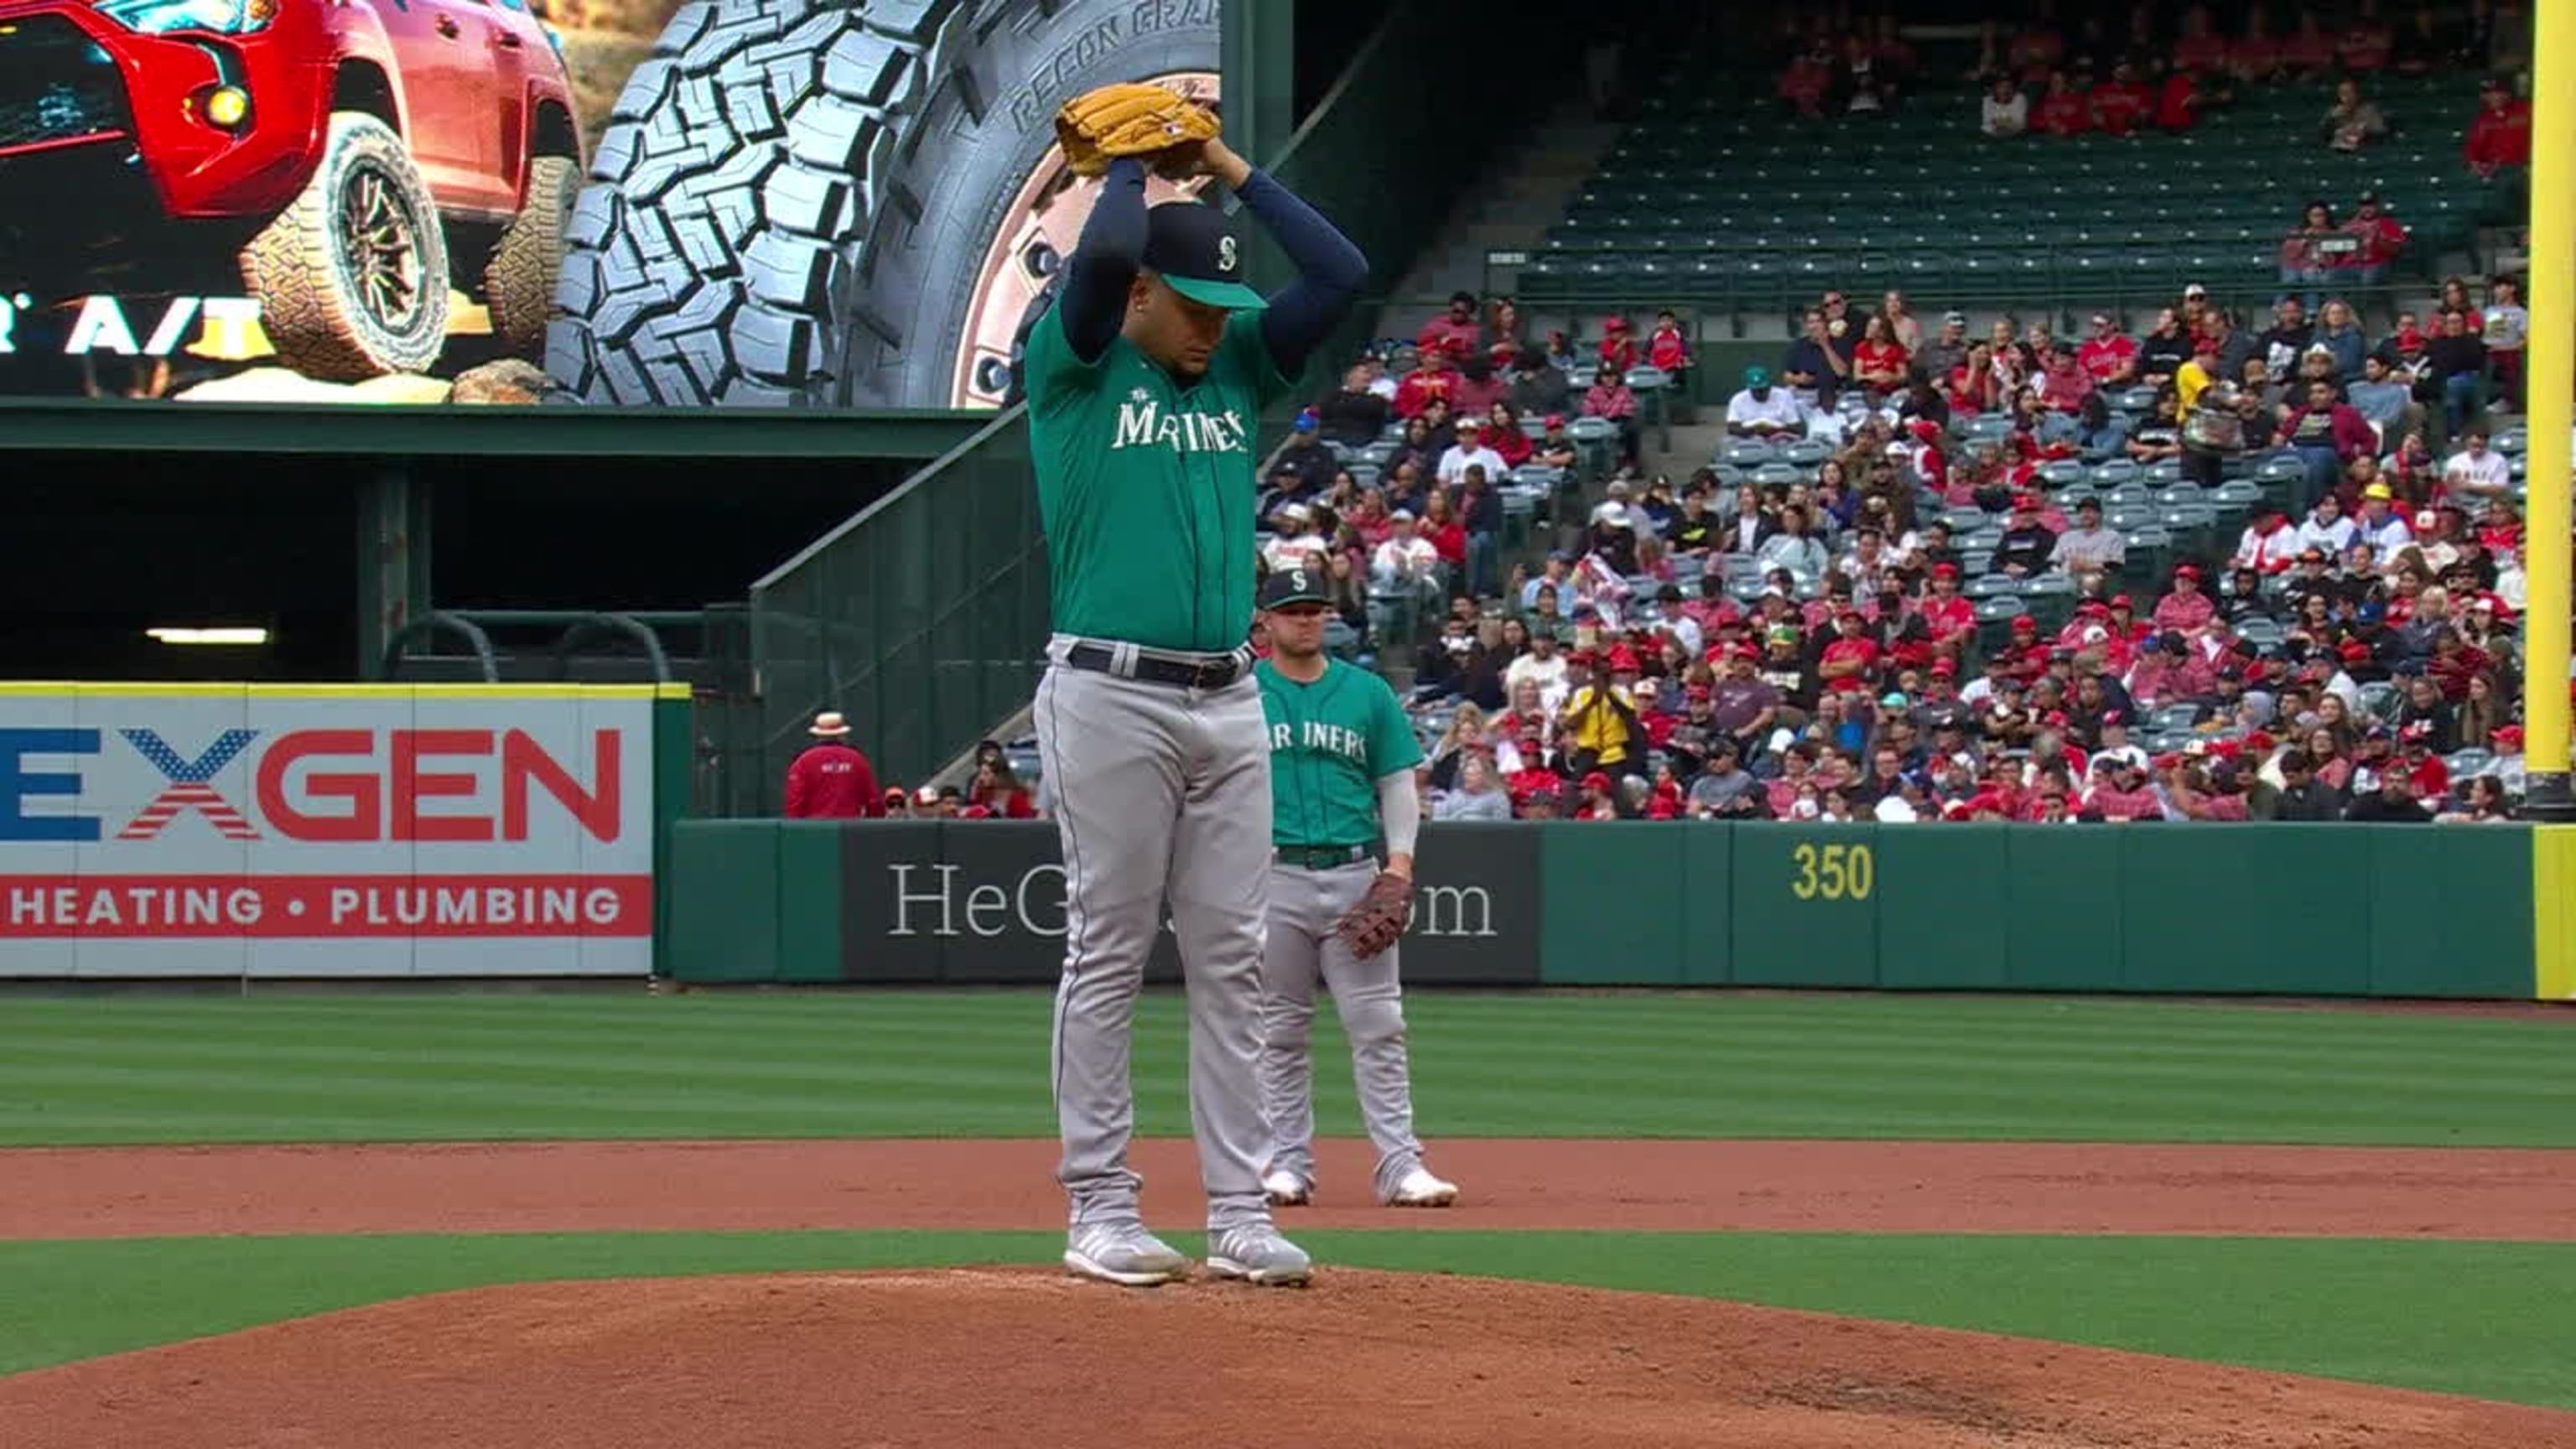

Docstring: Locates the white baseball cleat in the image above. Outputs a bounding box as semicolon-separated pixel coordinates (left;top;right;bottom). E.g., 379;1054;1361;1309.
1064;1223;1190;1287
1206;1224;1313;1287
1386;1166;1458;1208
1261;1169;1312;1207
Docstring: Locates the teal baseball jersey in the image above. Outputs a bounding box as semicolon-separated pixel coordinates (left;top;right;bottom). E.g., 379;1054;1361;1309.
1024;302;1295;654
1255;657;1425;849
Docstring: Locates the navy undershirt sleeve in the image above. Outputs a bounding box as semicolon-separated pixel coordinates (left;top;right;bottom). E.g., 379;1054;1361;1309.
1237;169;1370;380
1059;158;1149;364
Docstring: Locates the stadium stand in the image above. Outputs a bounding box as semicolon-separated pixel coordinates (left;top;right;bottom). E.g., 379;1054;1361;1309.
961;5;2546;828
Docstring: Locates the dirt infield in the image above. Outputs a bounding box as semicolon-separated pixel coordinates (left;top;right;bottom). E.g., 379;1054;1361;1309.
5;1269;2569;1449
8;1138;2575;1241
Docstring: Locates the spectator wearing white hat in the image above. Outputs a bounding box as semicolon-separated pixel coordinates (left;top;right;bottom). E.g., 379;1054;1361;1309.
1435;415;1508;486
783;711;884;819
1369;509;1444;621
1263;503;1327;573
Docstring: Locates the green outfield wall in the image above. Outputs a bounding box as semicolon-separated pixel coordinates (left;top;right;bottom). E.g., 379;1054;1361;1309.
665;821;2542;999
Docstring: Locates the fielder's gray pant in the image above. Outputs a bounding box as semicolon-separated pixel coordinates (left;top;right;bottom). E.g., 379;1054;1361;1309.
1257;859;1426;1202
1034;637;1275;1234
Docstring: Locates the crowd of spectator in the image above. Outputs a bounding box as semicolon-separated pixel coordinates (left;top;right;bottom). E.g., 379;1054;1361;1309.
1774;0;2532;163
1254;263;2548;828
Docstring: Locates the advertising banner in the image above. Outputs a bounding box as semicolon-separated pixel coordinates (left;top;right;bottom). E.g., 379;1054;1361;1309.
0;683;659;978
0;0;1220;410
839;821;1540;986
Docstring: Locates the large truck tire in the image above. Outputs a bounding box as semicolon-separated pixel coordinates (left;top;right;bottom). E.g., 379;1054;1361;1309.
241;112;452;382
546;0;1220;409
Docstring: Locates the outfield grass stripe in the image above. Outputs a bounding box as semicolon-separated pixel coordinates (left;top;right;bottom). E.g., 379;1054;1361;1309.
16;1029;2564;1096
4;993;2568;1147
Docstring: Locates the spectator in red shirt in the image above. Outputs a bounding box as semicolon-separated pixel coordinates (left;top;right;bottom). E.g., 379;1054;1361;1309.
1647;309;1691;380
1484;402;1534;468
2336;191;2409;288
2036;344;2097;413
2465;77;2532;179
2091;62;2153;135
2155;65;2205;131
2153;565;2218;636
1418;292;1481;357
1919;563;1976;656
1852;315;1909;394
1779;39;1835;117
2076;313;2140;386
783;711;886;818
1597;317;1639;374
1420;489;1469;571
967;755;1038;819
2033;70;2091;135
1818;608;1882;696
1392;343;1458;419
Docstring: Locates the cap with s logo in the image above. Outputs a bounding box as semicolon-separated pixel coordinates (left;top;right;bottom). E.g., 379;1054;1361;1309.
1260;565;1330;609
1142;200;1266;311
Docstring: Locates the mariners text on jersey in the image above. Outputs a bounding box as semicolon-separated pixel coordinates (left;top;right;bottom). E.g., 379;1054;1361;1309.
1113;396;1251;454
1270;720;1368;761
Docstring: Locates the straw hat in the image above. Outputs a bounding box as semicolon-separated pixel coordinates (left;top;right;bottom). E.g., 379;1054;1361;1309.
809;711;851;738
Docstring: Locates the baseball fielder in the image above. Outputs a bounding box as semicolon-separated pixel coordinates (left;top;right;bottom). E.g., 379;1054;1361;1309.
1030;87;1368;1289
1250;569;1458;1210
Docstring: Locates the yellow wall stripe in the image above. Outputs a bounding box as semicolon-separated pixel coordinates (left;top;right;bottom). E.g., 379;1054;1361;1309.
2536;826;2576;1001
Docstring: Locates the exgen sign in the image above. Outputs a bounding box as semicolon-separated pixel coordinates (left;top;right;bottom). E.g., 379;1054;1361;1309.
0;686;666;979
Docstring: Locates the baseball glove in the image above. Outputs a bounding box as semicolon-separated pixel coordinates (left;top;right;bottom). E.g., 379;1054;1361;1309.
1332;871;1413;961
1055;82;1220;178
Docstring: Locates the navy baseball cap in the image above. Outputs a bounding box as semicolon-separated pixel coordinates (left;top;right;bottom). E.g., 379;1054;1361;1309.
1260;566;1330;610
1144;201;1265;310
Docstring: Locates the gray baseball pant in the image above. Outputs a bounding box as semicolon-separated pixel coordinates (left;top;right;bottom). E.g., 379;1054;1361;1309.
1033;637;1275;1234
1256;859;1426;1202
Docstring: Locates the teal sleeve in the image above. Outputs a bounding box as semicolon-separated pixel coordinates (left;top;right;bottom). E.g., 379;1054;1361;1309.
1369;675;1425;777
1222;308;1296;408
1025;301;1106;408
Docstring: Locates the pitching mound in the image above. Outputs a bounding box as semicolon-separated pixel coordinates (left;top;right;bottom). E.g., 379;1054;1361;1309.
4;1269;2565;1448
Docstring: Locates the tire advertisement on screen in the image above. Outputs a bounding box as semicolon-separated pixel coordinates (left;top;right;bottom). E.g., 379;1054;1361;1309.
0;0;1217;408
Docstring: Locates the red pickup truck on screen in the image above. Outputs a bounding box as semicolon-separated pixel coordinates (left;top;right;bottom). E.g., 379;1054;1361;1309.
0;0;580;378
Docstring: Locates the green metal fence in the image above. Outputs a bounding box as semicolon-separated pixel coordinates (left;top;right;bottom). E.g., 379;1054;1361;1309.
736;0;1561;810
745;411;1043;807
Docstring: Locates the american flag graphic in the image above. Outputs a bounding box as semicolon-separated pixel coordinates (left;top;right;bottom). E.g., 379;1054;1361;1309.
117;728;262;841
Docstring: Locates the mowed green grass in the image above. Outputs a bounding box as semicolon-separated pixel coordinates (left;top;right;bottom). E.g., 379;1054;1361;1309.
3;1231;2573;1409
3;990;2572;1146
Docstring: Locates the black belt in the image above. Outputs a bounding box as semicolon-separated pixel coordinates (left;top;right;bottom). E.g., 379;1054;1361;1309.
1275;844;1372;870
1062;641;1253;690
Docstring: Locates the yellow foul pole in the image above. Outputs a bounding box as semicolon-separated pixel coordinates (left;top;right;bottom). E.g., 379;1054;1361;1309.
2524;7;2573;823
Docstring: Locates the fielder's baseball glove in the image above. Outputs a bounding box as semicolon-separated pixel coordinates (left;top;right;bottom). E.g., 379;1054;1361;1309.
1333;871;1413;961
1055;82;1220;178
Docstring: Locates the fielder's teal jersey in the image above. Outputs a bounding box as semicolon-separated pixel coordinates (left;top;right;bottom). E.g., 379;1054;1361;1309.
1256;657;1424;849
1024;302;1294;654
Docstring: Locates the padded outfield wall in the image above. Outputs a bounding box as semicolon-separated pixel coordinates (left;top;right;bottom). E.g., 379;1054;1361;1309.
667;820;2576;1000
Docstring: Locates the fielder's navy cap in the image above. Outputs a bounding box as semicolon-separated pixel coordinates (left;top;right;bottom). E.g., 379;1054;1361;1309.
1260;565;1331;610
1144;201;1265;310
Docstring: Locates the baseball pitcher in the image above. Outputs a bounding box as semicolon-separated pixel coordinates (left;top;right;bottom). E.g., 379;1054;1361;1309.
1029;87;1368;1289
1251;569;1459;1210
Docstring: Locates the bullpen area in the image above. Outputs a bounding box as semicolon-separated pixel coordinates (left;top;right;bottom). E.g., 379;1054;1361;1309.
3;989;2573;1446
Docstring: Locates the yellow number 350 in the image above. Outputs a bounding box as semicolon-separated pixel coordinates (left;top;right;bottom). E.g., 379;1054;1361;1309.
1791;843;1875;901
